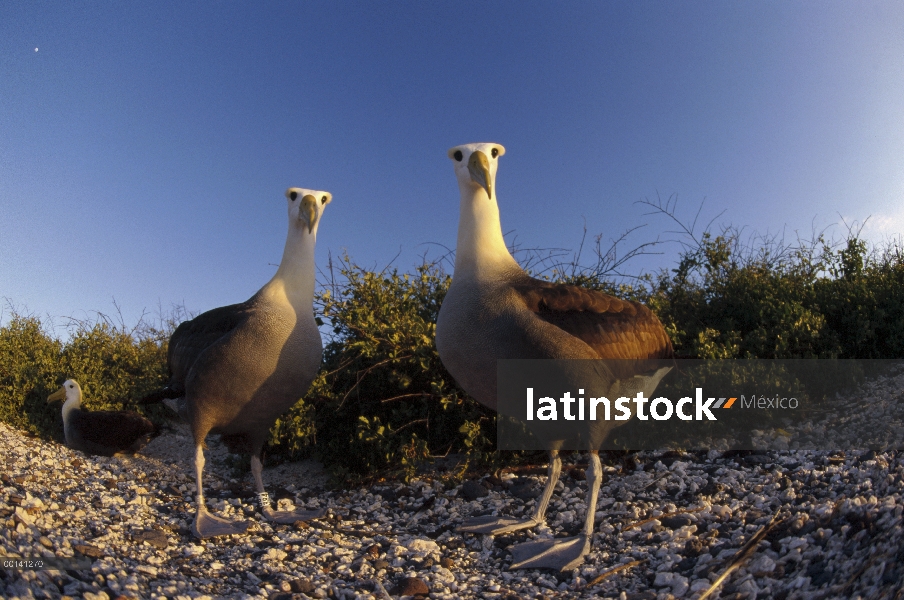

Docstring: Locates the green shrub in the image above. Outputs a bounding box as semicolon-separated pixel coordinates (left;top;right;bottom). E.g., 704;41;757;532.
266;253;495;482
0;314;63;435
650;227;904;360
816;238;904;358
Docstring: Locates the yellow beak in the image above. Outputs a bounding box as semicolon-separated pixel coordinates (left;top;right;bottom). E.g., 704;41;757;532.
468;150;492;200
301;194;318;233
47;387;66;402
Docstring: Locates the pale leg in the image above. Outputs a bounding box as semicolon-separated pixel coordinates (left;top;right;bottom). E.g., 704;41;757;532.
191;444;250;538
458;449;563;535
508;451;602;571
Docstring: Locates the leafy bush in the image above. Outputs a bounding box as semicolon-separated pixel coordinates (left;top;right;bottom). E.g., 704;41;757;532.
266;253;496;481
0;314;62;435
815;238;904;358
650;226;904;360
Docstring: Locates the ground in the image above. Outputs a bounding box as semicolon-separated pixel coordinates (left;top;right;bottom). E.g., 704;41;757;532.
2;372;904;599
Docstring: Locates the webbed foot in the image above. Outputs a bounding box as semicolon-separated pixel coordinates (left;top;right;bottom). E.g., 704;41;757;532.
192;507;250;538
508;534;590;571
261;506;326;524
457;515;541;535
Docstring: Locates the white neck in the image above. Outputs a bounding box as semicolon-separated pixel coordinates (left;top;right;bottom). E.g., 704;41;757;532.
453;182;520;277
260;224;316;310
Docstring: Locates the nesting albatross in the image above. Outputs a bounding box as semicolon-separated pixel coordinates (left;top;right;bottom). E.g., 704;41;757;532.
146;188;331;538
47;379;156;456
436;143;674;571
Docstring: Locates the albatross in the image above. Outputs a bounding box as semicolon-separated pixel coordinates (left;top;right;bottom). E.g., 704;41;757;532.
47;379;156;456
147;187;331;538
436;142;674;571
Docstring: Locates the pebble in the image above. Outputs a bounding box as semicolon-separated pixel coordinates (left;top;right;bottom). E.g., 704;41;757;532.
289;578;314;593
460;480;489;500
393;576;429;596
3;368;904;598
132;529;168;549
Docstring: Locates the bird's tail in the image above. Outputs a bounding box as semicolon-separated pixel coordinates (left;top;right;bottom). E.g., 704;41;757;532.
138;385;184;405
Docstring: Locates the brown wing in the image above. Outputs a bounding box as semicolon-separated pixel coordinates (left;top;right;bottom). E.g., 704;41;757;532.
167;299;256;386
69;409;156;452
512;279;673;363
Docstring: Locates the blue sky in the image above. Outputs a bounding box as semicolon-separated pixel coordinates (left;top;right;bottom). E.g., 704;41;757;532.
2;2;903;332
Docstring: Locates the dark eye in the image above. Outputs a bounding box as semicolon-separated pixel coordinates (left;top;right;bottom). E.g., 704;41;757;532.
491;148;499;158
321;196;328;205
290;191;298;201
454;150;463;162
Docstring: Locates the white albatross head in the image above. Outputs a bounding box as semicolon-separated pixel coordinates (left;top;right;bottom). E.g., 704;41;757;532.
47;379;82;405
47;380;83;423
448;142;506;201
285;187;332;235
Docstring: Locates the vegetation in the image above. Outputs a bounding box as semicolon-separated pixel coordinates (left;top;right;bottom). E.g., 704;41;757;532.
267;253;496;482
3;202;904;479
644;204;904;361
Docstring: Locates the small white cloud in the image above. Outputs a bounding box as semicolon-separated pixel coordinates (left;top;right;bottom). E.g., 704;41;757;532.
865;214;901;233
847;205;904;246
